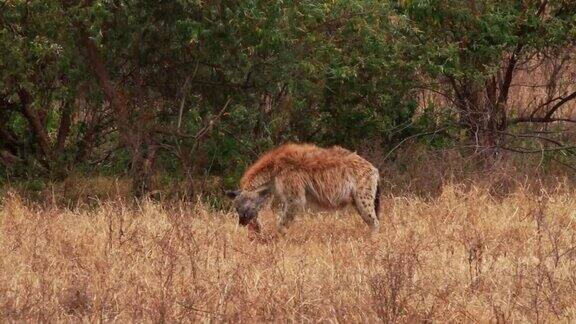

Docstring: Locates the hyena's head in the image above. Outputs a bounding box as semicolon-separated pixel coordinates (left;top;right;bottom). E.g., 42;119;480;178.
225;187;270;226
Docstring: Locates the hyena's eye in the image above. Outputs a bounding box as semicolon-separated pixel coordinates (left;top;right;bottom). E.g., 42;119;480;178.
242;202;254;212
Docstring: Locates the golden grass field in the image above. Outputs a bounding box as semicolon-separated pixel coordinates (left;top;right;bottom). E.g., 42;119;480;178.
2;177;576;322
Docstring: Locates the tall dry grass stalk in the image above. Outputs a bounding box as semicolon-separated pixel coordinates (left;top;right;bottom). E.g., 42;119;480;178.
1;182;576;322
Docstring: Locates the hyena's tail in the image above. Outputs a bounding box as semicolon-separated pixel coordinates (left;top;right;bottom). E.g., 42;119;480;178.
374;183;381;219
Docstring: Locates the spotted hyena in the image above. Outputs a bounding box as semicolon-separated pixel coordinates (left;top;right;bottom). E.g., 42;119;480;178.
226;143;381;232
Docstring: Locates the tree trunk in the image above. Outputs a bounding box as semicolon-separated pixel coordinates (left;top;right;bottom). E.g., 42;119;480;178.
77;25;155;197
55;101;73;155
448;43;521;164
131;140;157;199
452;79;507;163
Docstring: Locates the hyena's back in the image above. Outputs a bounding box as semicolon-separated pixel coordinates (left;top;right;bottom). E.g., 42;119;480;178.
242;143;380;211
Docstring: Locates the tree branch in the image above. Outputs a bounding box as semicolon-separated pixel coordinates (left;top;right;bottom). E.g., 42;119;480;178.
17;89;53;160
543;90;576;120
508;116;576;124
153;98;232;145
383;127;448;161
497;43;524;109
76;23;131;142
499;145;576;154
500;131;573;149
55;100;73;155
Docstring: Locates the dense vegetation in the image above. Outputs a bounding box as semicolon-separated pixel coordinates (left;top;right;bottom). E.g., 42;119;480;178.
1;0;576;196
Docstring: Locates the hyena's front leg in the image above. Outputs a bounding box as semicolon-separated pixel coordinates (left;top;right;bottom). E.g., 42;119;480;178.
278;197;304;230
247;218;262;233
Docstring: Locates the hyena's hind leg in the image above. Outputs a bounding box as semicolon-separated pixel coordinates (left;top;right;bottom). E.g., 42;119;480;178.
353;178;380;231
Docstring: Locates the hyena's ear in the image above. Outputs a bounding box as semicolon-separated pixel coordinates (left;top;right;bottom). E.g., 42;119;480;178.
225;190;240;199
256;186;271;198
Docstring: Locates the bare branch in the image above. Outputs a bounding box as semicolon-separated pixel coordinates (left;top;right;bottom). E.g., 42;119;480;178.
55;100;73;155
543;90;576;120
499;145;576;154
508;116;576;124
528;96;564;118
500;131;572;149
383;127;448;161
153;98;232;144
497;43;524;109
191;98;232;148
18;89;53;160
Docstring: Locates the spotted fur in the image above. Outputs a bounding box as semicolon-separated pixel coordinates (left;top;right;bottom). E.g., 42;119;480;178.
228;143;381;231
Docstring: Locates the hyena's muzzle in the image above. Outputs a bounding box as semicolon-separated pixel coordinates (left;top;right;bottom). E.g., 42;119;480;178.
226;189;263;227
237;207;257;226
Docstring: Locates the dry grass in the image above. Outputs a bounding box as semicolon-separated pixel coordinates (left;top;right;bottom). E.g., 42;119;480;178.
2;181;576;322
